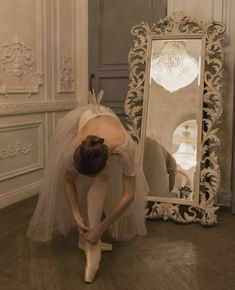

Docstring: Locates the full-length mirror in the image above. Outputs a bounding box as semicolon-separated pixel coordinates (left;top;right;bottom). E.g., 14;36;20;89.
125;13;225;225
143;38;203;203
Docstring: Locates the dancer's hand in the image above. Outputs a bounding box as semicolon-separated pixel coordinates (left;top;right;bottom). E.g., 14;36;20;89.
85;223;105;245
75;217;90;236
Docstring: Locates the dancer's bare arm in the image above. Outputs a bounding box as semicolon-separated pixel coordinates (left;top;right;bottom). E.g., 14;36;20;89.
166;152;177;191
64;170;89;234
85;174;135;244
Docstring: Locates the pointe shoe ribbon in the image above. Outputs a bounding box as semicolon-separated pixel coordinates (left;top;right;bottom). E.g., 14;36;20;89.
84;241;101;283
78;236;112;252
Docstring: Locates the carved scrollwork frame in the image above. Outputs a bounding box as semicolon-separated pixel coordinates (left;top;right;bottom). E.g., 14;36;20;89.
125;12;225;226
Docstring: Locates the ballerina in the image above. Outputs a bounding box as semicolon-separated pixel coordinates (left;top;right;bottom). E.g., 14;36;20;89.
27;90;148;282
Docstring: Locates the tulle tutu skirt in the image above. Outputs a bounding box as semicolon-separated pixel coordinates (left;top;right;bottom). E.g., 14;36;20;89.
27;105;148;241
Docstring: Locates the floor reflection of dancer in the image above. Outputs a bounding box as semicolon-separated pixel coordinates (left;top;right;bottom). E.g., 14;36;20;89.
27;91;148;283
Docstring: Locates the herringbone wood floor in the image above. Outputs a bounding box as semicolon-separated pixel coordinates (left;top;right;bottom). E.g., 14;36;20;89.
0;196;235;290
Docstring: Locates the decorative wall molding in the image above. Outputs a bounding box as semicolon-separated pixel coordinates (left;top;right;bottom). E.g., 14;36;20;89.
60;54;75;90
0;181;41;209
0;0;44;98
0;141;35;160
0;122;43;181
56;0;75;93
0;36;44;97
0;37;34;81
0;101;78;115
74;0;88;104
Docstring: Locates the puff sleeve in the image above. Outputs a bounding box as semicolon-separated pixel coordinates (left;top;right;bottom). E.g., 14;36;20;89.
114;135;140;176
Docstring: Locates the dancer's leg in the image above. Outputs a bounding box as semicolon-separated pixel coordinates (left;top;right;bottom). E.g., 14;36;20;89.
87;175;108;228
84;175;108;282
78;175;112;251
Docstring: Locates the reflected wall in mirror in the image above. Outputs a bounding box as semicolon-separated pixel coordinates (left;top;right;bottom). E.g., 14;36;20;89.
125;13;225;225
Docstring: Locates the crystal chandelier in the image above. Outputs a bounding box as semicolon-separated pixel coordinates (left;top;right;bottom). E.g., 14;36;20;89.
151;41;199;93
173;126;196;171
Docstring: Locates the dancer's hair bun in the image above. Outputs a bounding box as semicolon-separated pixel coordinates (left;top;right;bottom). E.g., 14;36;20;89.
74;135;108;176
89;136;104;146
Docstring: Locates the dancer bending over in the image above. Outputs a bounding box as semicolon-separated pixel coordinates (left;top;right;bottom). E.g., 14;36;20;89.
27;91;148;282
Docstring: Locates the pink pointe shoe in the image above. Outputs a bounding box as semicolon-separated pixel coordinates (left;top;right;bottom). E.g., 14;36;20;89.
84;241;101;283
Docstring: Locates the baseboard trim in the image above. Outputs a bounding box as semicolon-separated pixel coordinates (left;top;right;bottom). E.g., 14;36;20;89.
0;181;41;209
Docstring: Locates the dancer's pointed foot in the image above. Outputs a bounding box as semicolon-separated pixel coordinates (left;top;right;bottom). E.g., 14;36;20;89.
84;242;101;283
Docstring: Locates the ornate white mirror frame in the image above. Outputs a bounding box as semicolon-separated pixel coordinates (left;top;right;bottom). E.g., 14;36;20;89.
125;13;225;226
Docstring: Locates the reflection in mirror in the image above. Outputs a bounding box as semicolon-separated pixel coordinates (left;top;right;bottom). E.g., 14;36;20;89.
172;120;197;200
143;38;202;202
150;40;199;93
125;15;225;224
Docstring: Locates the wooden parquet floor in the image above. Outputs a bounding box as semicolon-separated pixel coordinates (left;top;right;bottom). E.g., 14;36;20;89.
0;196;235;290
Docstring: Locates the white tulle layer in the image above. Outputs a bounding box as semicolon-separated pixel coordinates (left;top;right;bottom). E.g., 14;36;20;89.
27;105;148;241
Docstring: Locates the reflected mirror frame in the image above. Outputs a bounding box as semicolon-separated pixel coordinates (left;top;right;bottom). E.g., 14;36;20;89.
124;12;225;226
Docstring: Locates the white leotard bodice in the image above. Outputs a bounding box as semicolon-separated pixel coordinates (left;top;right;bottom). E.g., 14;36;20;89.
77;105;120;134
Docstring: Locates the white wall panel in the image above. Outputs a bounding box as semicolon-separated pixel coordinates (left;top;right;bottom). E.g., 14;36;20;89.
0;0;45;101
0;122;43;181
167;0;223;21
56;0;75;93
0;0;88;208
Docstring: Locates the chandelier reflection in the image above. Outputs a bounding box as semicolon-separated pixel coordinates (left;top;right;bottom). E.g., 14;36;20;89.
151;41;199;93
173;126;196;171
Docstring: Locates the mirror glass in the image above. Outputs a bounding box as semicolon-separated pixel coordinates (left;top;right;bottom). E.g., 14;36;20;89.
143;38;203;202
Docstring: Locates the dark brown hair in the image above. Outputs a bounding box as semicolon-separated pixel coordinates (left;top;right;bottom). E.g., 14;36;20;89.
73;135;108;176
